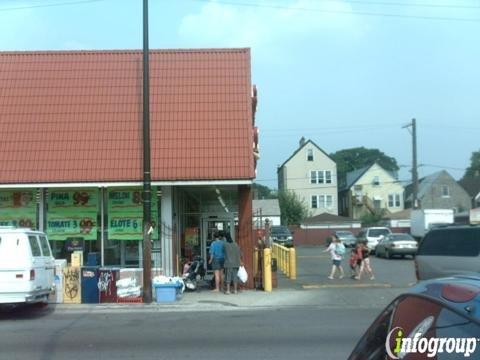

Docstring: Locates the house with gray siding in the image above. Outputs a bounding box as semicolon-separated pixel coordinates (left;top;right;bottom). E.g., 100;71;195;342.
405;170;471;213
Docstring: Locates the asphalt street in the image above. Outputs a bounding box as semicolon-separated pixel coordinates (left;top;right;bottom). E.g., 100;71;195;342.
0;304;379;360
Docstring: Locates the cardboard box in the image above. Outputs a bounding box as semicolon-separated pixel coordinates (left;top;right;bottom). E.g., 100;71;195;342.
71;252;83;267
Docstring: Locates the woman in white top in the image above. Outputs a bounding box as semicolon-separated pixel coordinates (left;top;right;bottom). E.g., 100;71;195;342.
323;235;345;280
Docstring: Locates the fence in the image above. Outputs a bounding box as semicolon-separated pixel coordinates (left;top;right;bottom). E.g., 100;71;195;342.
272;243;296;280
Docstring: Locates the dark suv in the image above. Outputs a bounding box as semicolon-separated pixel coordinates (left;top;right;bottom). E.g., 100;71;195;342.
270;226;293;247
415;225;480;280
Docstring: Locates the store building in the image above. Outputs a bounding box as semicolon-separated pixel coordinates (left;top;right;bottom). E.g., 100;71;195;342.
0;49;258;286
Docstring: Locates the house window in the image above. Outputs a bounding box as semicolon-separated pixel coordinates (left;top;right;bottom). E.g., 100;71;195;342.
318;195;325;208
373;176;380;186
325;195;333;208
310;171;317;184
388;194;401;208
311;196;318;209
307;149;314;161
442;185;450;198
325;171;332;184
318;171;325;184
388;194;394;207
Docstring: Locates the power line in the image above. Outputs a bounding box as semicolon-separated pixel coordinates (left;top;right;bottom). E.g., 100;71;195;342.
309;0;480;10
190;0;480;23
0;0;105;12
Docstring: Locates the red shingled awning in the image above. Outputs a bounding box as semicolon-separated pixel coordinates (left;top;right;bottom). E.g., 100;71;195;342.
0;49;254;185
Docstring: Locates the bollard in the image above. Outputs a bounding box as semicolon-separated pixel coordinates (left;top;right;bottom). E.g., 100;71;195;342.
289;247;296;280
254;248;258;277
263;248;272;292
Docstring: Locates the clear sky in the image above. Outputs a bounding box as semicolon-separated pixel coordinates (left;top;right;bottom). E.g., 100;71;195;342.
2;0;479;188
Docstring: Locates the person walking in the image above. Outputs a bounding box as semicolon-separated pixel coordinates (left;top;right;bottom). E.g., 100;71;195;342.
209;231;225;292
223;232;241;294
324;235;345;280
355;241;375;280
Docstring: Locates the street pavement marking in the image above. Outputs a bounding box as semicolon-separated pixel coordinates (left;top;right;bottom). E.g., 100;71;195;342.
297;255;329;259
302;283;392;289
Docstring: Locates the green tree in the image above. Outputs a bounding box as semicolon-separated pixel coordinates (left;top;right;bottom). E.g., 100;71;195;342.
330;147;400;188
462;149;480;180
252;183;277;199
360;209;386;227
278;190;310;225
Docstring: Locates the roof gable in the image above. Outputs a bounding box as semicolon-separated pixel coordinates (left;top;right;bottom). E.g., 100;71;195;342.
278;139;335;171
343;162;397;190
0;49;254;185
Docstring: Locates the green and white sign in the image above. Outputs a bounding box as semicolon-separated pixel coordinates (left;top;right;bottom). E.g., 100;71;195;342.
107;188;158;240
47;213;97;241
48;189;98;211
47;188;99;241
0;190;37;229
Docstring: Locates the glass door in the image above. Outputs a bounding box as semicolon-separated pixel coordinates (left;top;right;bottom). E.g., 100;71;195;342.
201;215;234;273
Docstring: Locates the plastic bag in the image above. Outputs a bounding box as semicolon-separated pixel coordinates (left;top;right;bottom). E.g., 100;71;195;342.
237;266;248;284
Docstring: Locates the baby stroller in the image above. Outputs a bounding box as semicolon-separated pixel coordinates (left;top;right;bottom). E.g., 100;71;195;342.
182;256;206;291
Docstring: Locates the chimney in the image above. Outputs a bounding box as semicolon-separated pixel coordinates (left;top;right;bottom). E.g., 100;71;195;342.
299;137;306;148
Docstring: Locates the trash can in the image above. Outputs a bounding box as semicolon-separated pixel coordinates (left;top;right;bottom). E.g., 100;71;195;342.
155;283;181;303
99;268;119;303
81;266;100;304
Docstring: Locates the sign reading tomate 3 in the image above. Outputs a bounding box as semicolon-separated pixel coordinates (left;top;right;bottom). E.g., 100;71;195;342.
47;189;98;241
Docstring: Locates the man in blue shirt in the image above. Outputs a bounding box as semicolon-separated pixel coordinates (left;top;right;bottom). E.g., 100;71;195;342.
209;231;225;292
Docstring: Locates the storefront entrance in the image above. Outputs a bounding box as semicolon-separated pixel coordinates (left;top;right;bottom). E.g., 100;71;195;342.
201;215;235;273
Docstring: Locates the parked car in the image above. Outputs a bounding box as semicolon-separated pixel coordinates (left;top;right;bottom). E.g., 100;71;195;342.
348;275;480;359
357;227;392;253
333;230;357;248
0;227;55;304
270;226;293;247
415;224;480;281
375;233;418;259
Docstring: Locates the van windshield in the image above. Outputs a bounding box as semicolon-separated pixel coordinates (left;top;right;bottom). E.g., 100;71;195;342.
418;228;480;257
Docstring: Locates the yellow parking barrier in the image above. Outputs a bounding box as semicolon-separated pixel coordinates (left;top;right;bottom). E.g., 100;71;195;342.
263;248;272;292
272;243;297;280
289;247;296;280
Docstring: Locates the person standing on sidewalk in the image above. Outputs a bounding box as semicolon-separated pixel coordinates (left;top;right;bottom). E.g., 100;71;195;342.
209;232;225;292
323;235;345;280
224;232;241;295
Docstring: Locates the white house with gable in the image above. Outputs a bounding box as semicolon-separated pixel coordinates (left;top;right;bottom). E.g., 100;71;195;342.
278;138;338;216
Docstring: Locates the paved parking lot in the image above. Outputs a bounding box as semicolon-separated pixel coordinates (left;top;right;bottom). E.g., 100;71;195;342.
278;246;417;290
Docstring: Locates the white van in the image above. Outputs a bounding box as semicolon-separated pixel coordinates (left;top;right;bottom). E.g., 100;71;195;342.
0;227;55;304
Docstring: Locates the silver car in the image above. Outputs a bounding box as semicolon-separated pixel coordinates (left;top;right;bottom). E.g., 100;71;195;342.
333;231;357;248
375;233;417;259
